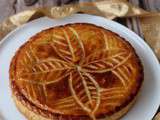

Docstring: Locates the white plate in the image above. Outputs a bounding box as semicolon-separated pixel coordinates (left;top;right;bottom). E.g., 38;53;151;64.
0;14;160;120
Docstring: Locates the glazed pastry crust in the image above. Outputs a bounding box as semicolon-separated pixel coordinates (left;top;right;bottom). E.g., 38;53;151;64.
10;23;143;120
12;91;138;120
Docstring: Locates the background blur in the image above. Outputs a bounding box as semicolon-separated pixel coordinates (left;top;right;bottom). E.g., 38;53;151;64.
0;0;160;22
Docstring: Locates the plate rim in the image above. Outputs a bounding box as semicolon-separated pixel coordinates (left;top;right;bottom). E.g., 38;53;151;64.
0;13;160;120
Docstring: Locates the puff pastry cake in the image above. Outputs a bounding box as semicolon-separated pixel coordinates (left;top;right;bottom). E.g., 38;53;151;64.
10;23;143;120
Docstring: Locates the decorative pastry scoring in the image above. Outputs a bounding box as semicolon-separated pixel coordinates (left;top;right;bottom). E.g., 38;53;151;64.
12;24;142;120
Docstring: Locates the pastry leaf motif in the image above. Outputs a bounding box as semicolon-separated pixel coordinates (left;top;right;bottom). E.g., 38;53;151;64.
69;72;100;120
81;49;131;73
19;27;132;120
50;27;85;63
21;58;71;84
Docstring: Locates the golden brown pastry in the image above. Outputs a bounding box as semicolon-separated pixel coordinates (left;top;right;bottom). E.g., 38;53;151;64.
9;23;143;120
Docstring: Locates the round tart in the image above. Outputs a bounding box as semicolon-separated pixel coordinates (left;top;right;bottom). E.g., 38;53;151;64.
10;23;143;120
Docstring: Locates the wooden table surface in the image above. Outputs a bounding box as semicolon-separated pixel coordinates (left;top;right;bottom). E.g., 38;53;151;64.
0;0;160;119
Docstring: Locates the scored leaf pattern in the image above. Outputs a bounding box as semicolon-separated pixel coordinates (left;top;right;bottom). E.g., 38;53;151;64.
69;72;100;120
18;26;132;120
81;49;131;73
50;27;85;63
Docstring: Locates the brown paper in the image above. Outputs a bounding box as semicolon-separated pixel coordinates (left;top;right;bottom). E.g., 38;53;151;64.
140;16;160;60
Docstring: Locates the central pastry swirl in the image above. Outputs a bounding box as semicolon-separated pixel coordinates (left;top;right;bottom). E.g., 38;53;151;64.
16;25;133;120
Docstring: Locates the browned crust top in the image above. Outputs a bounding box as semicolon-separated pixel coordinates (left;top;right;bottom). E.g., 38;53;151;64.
9;23;144;119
